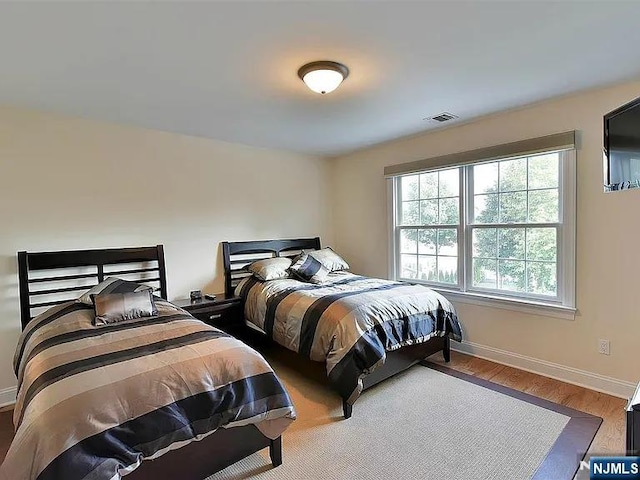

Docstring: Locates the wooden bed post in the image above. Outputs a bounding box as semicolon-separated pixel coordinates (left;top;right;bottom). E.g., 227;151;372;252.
18;251;31;329
342;400;352;419
222;242;232;297
269;437;282;467
156;245;168;299
443;336;451;363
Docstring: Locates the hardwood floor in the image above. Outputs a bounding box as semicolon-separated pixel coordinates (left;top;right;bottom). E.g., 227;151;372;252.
0;351;627;467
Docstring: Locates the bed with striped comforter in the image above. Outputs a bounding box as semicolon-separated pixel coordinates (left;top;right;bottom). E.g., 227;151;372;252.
0;299;295;480
236;272;462;405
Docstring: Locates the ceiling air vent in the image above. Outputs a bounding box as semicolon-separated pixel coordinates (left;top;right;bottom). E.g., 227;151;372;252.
426;112;458;123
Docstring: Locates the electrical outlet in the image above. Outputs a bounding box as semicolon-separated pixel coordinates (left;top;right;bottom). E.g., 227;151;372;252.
598;339;610;355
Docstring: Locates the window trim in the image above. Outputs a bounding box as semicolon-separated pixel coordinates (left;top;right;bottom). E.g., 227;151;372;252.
388;149;576;314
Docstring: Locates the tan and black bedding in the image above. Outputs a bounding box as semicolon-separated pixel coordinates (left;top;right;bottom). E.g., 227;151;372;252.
236;272;462;405
1;299;295;480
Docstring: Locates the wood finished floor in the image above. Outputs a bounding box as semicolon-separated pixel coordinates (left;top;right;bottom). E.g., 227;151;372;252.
0;351;627;467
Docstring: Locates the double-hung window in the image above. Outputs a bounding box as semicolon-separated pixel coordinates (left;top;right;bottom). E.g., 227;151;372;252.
388;133;576;311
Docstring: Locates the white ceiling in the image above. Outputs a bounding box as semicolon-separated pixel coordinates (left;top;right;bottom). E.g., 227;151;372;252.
1;1;640;156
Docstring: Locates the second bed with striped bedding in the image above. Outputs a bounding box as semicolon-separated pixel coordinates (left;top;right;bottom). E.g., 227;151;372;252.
237;272;463;405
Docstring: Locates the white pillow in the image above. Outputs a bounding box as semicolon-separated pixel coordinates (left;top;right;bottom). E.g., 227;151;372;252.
247;257;292;281
306;247;349;272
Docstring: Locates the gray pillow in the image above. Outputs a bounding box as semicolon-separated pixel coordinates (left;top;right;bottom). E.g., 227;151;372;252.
248;257;292;281
289;254;329;284
92;291;158;326
306;247;349;272
78;277;154;305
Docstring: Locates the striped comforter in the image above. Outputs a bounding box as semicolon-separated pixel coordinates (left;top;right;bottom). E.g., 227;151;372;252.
1;299;295;480
236;272;462;404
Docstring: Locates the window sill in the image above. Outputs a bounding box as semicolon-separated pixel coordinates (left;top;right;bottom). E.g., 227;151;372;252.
432;288;577;320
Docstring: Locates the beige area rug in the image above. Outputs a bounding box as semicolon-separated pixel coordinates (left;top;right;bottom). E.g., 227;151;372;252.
207;355;596;480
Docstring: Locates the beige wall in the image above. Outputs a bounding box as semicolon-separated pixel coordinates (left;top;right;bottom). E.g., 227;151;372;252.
0;106;333;393
330;80;640;386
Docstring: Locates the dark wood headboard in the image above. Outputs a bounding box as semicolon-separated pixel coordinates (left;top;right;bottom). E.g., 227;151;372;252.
221;237;321;296
17;245;167;330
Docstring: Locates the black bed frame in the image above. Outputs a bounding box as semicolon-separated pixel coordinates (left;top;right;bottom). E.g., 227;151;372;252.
221;237;450;419
17;245;282;480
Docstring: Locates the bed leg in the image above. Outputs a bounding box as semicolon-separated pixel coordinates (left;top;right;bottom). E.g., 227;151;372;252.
269;437;282;467
443;336;451;363
342;400;352;419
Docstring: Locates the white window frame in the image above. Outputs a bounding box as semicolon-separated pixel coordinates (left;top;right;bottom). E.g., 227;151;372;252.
388;149;576;319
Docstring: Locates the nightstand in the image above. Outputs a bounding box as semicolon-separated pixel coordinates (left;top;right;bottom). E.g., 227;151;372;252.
173;294;243;334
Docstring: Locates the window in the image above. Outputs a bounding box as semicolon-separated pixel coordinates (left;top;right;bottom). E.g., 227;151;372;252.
398;169;460;285
391;149;576;309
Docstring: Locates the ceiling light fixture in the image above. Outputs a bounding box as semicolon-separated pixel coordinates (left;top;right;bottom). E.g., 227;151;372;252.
297;61;349;94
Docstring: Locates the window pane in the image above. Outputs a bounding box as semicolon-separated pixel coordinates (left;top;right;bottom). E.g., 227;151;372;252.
395;151;569;302
473;258;497;289
528;153;559;189
400;229;417;254
498;260;526;292
527;262;557;296
401;175;419;201
420;199;438;224
439;197;459;224
401;201;420;225
474;193;498;223
526;228;557;261
528;189;558;223
437;229;458;256
400;254;417;279
473;163;498;194
418;229;436;255
498;228;525;260
418;255;437;282
473;228;497;258
499;158;527;192
420;172;438;199
439;168;459;197
499;192;527;223
438;256;458;284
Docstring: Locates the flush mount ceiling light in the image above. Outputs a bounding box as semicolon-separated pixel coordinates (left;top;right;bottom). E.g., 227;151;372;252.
297;61;349;94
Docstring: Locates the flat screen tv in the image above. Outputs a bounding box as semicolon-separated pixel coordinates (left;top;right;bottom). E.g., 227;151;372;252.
604;95;640;192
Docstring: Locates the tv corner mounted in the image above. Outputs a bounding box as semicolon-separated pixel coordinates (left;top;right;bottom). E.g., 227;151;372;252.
603;95;640;193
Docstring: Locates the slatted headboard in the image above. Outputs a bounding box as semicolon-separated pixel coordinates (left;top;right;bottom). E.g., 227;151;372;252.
17;245;167;329
221;237;321;296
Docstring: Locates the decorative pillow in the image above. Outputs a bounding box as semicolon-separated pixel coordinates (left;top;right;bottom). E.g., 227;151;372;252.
248;257;292;281
78;277;154;305
289;254;329;284
92;291;158;326
305;247;349;272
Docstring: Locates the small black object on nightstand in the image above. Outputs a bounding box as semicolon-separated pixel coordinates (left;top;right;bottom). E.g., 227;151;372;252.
173;293;242;334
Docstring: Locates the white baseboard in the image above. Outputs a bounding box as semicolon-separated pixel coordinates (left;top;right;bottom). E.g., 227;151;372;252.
453;340;637;399
0;386;16;408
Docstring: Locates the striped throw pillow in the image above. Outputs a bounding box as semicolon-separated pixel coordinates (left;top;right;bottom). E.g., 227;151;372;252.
78;277;154;306
289;254;329;284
